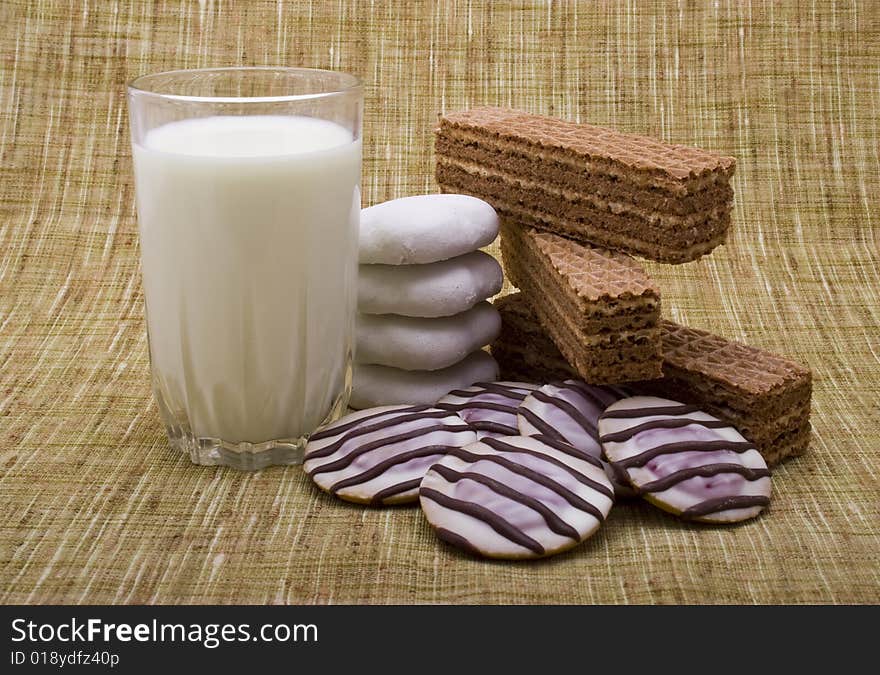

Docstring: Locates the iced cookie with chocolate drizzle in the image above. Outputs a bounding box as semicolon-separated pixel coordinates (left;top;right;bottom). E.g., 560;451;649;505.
304;405;476;505
419;435;614;559
437;381;540;439
517;380;635;498
598;396;771;523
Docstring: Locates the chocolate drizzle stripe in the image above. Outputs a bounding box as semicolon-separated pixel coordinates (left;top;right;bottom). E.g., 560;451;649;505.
481;438;613;497
530;434;605;470
679;494;771;519
470;421;520;435
436;401;519;415
637;464;771;494
599;417;733;443
609;462;635;493
474;381;537;397
309;405;431;441
327;446;450;492
306;416;469;462
370;478;422;505
431;464;581;541
518;407;568;443
612;440;757;470
445;383;530;401
308;426;468;474
419;486;545;555
433;527;483;557
531;389;599;436
600;403;701;420
448;446;612;512
557;380;618;410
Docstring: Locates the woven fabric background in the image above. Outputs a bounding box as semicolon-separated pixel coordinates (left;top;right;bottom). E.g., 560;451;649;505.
1;0;878;604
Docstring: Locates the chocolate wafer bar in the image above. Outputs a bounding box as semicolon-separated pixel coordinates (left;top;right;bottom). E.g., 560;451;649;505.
491;292;579;383
436;107;736;263
500;222;663;384
491;293;812;465
644;321;812;466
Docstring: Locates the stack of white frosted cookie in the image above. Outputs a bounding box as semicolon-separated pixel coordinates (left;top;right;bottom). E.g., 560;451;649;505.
352;194;504;409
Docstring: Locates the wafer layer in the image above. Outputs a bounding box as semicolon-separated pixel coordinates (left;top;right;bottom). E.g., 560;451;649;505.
500;223;662;384
491;293;811;465
436;107;736;263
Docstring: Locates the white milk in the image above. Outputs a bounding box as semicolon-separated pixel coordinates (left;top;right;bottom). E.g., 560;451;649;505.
133;115;360;445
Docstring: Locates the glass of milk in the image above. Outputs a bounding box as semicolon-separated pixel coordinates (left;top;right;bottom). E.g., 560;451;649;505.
127;68;362;470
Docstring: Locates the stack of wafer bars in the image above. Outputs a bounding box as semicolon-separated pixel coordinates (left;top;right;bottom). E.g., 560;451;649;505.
435;106;812;465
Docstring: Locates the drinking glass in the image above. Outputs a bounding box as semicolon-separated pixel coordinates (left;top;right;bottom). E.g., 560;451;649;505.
127;67;363;470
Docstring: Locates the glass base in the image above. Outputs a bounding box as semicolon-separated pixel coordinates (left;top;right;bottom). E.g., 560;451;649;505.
167;429;308;470
162;386;351;471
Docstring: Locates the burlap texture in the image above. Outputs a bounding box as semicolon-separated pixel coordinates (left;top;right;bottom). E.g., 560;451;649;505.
1;0;878;604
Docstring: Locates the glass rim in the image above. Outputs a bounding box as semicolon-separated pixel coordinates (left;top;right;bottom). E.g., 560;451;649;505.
126;66;363;104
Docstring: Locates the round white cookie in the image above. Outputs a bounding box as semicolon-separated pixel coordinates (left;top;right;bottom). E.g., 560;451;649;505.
350;350;500;409
516;380;634;497
517;380;621;458
437;381;539;439
359;251;503;317
419;435;615;559
304;405;476;505
359;194;499;264
357;301;501;371
599;396;772;523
